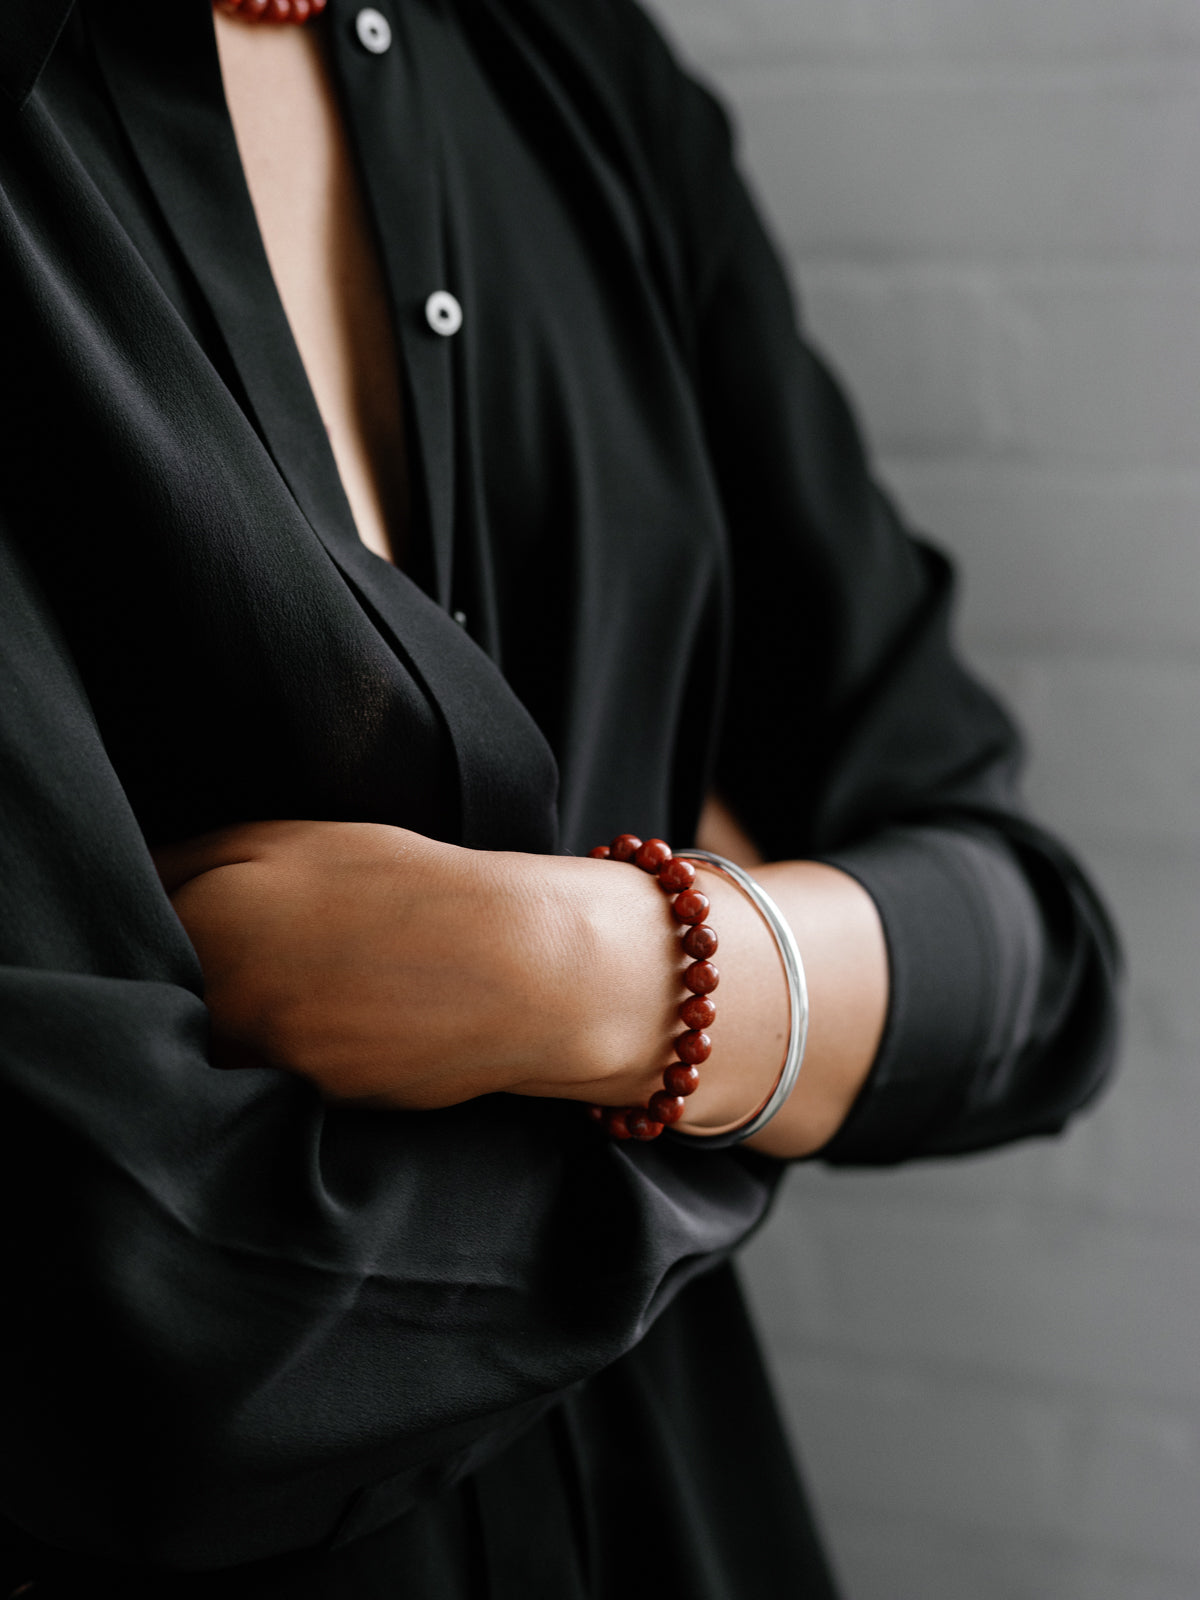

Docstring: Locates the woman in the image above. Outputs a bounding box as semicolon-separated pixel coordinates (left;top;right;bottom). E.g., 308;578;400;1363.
0;0;1119;1593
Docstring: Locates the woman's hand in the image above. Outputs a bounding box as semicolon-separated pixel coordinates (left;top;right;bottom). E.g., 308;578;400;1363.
153;820;689;1110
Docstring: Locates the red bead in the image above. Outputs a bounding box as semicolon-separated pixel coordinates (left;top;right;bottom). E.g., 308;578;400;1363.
290;0;311;20
679;994;716;1030
684;960;719;995
657;857;696;893
649;1090;687;1124
664;1063;701;1097
310;0;327;10
626;1110;665;1141
606;1109;633;1140
267;0;291;20
610;834;642;863
587;1105;606;1124
674;1029;712;1065
633;838;672;873
682;924;718;960
588;845;612;859
671;890;710;925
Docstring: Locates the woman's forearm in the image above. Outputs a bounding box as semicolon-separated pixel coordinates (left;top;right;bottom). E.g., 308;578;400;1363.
155;814;888;1158
155;821;695;1110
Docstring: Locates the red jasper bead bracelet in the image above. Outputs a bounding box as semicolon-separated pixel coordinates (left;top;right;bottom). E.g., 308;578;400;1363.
586;833;719;1142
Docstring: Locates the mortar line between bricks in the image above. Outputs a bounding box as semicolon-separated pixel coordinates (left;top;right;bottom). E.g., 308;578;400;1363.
883;455;1200;487
797;258;1200;286
771;1183;1200;1247
808;1498;1200;1583
957;638;1200;671
716;58;1200;93
754;1334;1200;1413
772;1191;1200;1246
780;243;1200;273
699;47;1200;75
1061;832;1200;867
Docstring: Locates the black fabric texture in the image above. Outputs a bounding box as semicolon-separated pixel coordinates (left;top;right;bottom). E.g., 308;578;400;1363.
0;0;1120;1592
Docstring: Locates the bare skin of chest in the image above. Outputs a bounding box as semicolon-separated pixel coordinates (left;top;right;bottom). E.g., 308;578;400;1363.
214;13;409;565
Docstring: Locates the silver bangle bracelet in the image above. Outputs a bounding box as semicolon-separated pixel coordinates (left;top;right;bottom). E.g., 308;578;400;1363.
666;849;809;1149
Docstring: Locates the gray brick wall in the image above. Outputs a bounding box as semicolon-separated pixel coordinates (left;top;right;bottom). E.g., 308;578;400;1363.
644;1;1200;1595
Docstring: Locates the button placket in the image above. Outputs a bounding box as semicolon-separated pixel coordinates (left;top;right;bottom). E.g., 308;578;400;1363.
328;0;458;606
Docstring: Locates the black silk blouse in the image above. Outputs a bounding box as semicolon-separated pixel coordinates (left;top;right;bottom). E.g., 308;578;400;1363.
0;0;1119;1594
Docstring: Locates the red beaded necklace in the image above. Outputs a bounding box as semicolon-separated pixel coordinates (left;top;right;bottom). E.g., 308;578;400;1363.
215;0;327;23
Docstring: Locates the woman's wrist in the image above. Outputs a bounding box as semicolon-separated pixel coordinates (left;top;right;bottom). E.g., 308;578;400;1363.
548;840;889;1158
740;861;888;1157
555;836;794;1142
453;841;800;1136
494;846;688;1106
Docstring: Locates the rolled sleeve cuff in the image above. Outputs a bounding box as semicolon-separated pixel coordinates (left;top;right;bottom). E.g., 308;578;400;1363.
812;824;1041;1165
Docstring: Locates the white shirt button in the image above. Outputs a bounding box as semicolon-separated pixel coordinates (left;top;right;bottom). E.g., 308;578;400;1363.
425;290;464;338
355;9;392;53
452;610;468;627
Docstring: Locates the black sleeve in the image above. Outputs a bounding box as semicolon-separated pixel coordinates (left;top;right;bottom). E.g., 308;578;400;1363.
615;9;1121;1163
0;529;779;1569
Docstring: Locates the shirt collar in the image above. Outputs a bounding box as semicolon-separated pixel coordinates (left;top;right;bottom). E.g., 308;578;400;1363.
1;0;77;109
